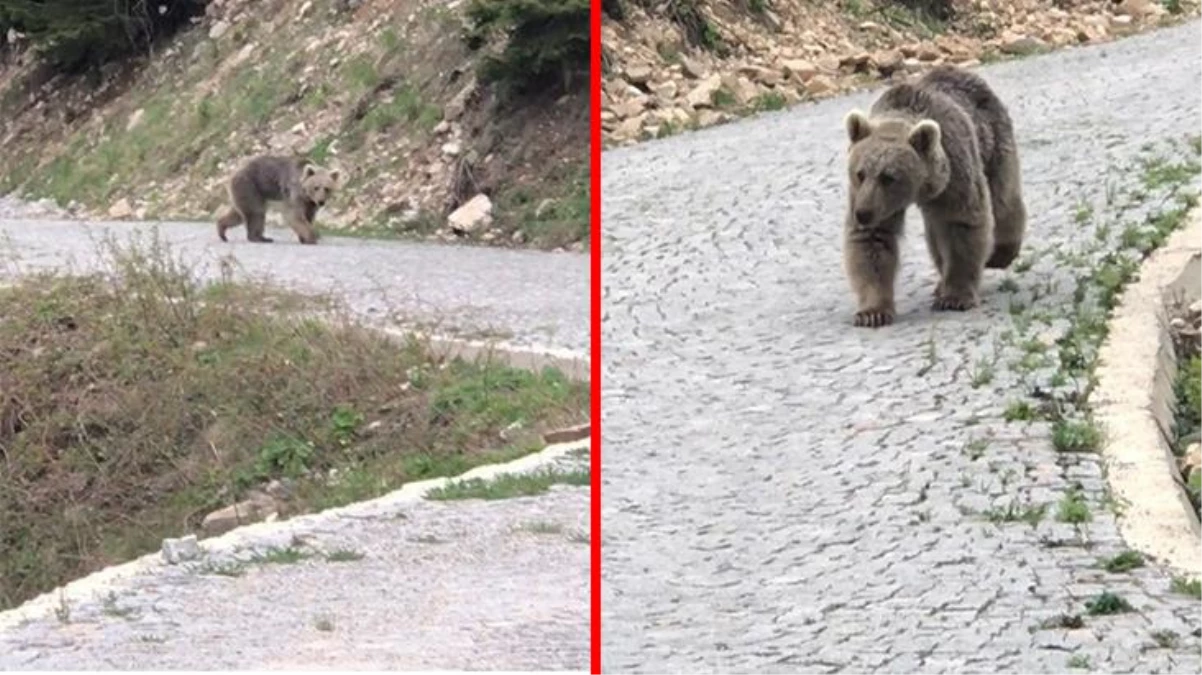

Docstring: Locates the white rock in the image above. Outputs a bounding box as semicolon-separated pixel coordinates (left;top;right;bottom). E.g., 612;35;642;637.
208;20;230;40
686;74;723;109
448;194;493;234
108;198;133;219
161;535;200;564
201;493;277;536
126;108;145;131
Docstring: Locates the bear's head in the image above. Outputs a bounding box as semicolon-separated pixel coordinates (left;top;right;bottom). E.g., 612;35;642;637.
842;110;946;228
300;163;342;207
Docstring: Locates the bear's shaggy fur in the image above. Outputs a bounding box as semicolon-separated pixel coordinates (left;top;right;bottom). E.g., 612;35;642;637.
216;155;342;245
841;65;1026;327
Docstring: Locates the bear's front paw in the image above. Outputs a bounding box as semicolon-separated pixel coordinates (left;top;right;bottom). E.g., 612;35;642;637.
932;291;978;312
854;308;895;328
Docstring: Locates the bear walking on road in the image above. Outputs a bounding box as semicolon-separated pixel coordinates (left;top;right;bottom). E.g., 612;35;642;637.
840;65;1027;328
216;155;342;245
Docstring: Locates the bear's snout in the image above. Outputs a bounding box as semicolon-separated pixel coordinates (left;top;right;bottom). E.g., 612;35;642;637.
855;208;874;225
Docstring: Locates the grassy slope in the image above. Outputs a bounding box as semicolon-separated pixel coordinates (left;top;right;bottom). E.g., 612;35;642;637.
0;0;588;250
0;235;588;610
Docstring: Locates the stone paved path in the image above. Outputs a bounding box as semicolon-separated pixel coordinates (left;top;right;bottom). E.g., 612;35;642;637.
0;207;590;669
600;21;1202;674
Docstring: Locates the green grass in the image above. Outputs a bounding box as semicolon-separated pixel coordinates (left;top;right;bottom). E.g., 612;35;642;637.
984;502;1046;527
963;438;989;461
1052;420;1103;453
324;548;366;562
491;159;589;249
249;546;312;566
1170;576;1201;598
751;91;787;112
1151;629;1180;648
1084;591;1133;615
1056;491;1091;524
1003;400;1036;422
1098;550;1145;573
1067;654;1091;670
0;235;587;611
516;520;565;534
426;468;590;501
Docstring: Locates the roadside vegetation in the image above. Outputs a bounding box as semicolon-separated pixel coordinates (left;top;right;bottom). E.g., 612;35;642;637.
0;235;588;610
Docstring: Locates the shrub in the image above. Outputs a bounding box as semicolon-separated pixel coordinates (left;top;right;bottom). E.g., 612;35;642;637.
890;0;956;22
0;0;206;72
464;0;590;95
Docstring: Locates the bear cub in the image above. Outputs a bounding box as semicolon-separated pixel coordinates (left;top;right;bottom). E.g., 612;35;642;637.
216;155;342;245
841;65;1027;328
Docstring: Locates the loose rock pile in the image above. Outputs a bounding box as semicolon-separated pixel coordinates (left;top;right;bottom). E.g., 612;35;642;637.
601;0;1199;147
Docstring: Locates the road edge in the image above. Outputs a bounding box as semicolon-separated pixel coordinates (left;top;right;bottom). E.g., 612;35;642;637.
1093;208;1202;578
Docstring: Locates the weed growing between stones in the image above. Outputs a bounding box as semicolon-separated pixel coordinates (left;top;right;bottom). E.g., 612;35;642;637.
963;437;990;460
1056;490;1091;524
1151;629;1180;648
324;549;366;563
1067;654;1091;669
984;502;1046;527
1035;614;1084;631
1051;420;1103;453
1098;550;1145;573
1084;591;1133;615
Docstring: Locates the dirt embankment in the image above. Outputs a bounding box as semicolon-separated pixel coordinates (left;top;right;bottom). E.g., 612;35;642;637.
0;0;588;250
601;0;1200;147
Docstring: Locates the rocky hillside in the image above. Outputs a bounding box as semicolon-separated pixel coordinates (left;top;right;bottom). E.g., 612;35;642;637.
600;0;1200;147
0;0;588;250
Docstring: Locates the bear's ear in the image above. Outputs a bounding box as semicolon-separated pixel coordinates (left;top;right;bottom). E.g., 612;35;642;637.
844;110;872;144
303;164;318;179
328;169;341;185
908;119;942;157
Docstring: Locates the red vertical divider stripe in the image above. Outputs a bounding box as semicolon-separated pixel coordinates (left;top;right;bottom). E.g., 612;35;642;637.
589;0;603;673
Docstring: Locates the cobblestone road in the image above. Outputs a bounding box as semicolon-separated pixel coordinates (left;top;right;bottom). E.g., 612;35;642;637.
0;213;589;354
600;21;1202;674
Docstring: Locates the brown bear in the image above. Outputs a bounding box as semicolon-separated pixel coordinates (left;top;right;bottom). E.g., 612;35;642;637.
841;65;1027;328
216;155;342;245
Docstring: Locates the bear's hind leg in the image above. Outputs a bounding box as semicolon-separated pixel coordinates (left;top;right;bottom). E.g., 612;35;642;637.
923;222;946;298
986;151;1026;269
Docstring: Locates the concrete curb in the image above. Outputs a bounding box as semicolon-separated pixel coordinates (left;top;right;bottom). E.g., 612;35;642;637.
376;327;590;384
0;435;590;632
1093;208;1201;578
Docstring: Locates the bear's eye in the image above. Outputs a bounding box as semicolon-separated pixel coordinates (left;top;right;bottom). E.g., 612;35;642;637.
855;170;866;183
878;173;895;186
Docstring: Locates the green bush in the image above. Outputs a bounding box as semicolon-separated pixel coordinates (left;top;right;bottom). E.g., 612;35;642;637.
891;0;955;22
0;0;206;72
465;0;590;95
